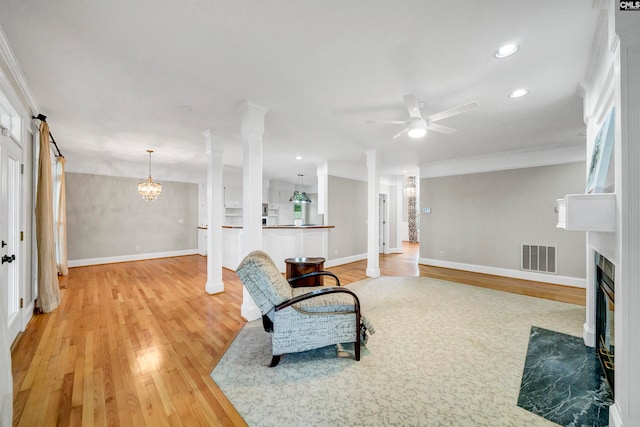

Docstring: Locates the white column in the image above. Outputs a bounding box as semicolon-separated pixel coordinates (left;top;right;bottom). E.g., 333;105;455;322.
316;162;328;222
365;149;380;277
611;10;640;427
203;129;224;295
396;175;404;251
240;100;269;321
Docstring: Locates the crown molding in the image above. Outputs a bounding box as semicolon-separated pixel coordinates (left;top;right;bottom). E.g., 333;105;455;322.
0;25;39;114
583;10;610;88
419;145;585;179
592;0;609;10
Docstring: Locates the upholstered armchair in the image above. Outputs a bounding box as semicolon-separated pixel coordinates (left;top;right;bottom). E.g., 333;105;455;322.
236;250;374;367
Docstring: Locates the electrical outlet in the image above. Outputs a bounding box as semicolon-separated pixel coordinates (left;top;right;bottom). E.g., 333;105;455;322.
135;246;141;252
439;250;444;256
178;218;184;224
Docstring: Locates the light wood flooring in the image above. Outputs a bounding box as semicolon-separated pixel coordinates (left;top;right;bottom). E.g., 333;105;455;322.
11;242;584;426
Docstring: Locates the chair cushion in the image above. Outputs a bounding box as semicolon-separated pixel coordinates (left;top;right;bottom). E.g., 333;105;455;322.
291;286;376;334
291;286;356;313
236;250;292;315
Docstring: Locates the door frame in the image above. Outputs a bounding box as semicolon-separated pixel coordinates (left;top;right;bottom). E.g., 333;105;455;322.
1;128;23;342
378;193;389;254
0;79;34;346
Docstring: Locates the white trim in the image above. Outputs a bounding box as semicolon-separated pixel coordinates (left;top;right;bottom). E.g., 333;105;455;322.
366;268;381;278
609;402;623;427
0;26;39;114
68;249;199;267
205;280;224;295
240;302;261;322
419;258;586;288
22;301;34;331
325;253;367;268
420;145;585;179
387;247;403;254
583;321;596;348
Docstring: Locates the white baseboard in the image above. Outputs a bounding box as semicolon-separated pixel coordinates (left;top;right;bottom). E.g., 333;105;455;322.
387;247;403;254
325;253;367;268
419;258;586;288
583;322;596;347
609;401;623;427
22;300;35;331
69;249;200;267
241;303;262;322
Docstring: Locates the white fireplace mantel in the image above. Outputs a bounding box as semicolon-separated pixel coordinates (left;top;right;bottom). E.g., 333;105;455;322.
556;193;616;232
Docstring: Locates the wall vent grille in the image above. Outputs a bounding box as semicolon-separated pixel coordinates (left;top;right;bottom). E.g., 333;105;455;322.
521;244;557;274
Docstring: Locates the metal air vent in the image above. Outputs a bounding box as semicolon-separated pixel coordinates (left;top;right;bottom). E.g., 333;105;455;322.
521;244;557;274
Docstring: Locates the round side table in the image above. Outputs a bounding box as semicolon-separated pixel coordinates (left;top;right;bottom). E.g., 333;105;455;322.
284;257;326;287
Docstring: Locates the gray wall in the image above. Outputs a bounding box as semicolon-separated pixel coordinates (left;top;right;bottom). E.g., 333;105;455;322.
328;175;367;260
420;163;586;278
66;173;198;260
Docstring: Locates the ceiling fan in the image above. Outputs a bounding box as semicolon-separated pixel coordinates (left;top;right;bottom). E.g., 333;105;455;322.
366;95;479;139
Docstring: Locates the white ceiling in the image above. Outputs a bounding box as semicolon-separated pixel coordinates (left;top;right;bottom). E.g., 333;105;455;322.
0;1;599;185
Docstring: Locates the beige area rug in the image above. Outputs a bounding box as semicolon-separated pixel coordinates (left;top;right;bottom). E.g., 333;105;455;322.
211;277;584;427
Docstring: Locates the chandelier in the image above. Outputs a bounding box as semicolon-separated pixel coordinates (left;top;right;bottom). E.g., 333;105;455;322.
289;174;311;203
138;149;162;201
404;176;417;198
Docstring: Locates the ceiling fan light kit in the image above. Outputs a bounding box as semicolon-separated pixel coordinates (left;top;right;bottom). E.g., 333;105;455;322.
408;118;427;138
367;95;478;140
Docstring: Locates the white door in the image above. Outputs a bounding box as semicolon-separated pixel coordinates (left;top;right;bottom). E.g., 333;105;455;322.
0;131;22;343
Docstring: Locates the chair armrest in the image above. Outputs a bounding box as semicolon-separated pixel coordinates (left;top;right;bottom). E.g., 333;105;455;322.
275;287;359;313
287;271;341;286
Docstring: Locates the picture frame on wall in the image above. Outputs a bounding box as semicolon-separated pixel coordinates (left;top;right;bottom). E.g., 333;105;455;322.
586;107;615;194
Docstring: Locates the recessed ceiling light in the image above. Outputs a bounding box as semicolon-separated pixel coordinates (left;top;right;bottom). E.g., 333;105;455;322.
402;170;407;174
509;89;529;98
295;155;302;160
495;44;519;58
179;105;192;112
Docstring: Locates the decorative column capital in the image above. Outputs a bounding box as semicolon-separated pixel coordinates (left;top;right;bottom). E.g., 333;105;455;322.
203;129;224;154
239;100;270;137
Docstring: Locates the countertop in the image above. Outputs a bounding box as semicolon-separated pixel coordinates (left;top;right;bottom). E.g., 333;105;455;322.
219;225;334;229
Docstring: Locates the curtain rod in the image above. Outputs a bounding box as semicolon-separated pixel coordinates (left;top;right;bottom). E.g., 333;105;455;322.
32;114;64;158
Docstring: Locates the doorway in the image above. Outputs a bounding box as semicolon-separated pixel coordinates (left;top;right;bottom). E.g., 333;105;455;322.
1;130;22;343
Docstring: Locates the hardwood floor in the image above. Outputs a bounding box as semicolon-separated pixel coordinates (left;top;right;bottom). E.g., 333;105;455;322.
11;243;584;426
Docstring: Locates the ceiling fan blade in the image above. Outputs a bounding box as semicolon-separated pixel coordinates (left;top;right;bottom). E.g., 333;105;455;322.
392;128;409;139
366;119;410;125
426;101;479;123
403;95;423;119
426;123;458;134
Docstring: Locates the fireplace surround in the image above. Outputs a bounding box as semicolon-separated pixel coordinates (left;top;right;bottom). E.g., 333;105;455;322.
595;252;615;394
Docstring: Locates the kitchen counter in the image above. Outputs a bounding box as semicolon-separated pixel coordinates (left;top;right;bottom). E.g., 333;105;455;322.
219;225;333;271
221;225;334;229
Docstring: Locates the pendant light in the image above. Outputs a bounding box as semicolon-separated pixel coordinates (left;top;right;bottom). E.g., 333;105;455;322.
138;149;162;201
289;174;311;204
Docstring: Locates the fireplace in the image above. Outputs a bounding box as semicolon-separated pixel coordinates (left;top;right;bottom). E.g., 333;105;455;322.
595;253;615;394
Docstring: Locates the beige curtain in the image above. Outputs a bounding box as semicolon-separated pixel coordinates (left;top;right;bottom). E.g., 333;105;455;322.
35;122;60;313
55;157;68;276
